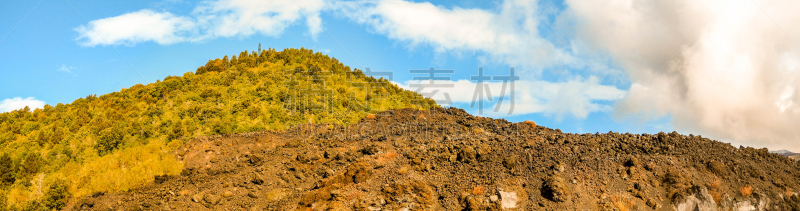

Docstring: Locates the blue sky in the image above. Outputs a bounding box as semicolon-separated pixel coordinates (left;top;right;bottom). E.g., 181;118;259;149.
2;0;799;151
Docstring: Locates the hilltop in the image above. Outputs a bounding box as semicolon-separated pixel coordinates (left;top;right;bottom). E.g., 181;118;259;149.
0;48;436;210
68;108;800;210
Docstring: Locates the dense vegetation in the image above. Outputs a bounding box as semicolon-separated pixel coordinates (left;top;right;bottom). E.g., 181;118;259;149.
0;47;437;209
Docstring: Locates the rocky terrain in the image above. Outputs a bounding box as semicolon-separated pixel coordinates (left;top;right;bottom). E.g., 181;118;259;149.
66;108;800;210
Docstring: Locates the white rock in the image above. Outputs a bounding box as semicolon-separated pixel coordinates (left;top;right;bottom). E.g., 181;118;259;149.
674;186;717;211
733;201;755;211
498;191;518;209
489;195;499;202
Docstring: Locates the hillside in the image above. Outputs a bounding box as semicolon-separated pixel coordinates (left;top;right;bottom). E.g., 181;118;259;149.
0;48;436;210
66;108;800;210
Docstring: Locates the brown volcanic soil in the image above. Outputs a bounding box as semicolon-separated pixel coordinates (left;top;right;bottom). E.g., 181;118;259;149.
66;108;800;210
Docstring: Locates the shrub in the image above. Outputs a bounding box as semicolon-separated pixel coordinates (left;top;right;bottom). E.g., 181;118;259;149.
471;185;485;195
707;160;729;176
740;185;753;198
708;179;722;204
524;120;536;128
385;151;398;160
610;195;634;211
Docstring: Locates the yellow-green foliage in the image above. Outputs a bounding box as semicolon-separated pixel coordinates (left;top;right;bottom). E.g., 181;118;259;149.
0;47;437;208
60;139;184;197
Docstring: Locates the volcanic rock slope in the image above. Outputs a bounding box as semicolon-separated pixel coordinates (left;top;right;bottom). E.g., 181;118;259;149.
67;108;800;211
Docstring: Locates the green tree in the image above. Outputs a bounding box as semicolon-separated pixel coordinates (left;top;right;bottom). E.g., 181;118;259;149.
42;178;70;210
96;125;124;156
21;200;45;211
0;153;15;186
0;192;6;211
0;132;13;146
230;55;238;65
18;153;42;182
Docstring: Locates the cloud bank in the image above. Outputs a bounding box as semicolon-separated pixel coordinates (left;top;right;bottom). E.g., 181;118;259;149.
0;97;46;113
568;0;800;151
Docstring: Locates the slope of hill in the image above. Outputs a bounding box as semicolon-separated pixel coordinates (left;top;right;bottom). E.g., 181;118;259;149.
0;48;436;210
67;108;800;210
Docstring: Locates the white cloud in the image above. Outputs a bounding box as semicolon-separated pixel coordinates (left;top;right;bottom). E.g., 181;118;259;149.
334;0;579;72
0;97;46;113
76;10;196;46
568;0;800;152
395;77;625;119
57;64;75;73
75;0;324;47
193;0;324;39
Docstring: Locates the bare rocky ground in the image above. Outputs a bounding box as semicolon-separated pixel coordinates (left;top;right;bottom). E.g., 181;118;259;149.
65;108;800;210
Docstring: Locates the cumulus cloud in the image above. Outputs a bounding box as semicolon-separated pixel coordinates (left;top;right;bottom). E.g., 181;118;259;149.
334;0;591;72
193;0;324;38
395;77;625;119
568;0;800;151
0;97;46;113
75;0;324;46
76;10;196;46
